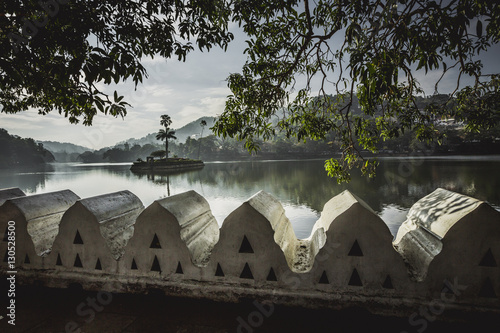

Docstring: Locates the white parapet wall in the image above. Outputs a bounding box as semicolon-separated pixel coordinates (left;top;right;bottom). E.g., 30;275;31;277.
0;190;80;269
119;190;218;280
304;190;411;296
207;191;297;287
394;188;500;305
1;187;499;316
48;190;144;274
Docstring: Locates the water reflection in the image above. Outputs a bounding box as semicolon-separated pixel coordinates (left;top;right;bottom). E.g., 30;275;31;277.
0;164;55;194
1;157;499;239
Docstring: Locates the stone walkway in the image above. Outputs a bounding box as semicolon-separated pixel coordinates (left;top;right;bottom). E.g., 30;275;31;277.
0;285;496;333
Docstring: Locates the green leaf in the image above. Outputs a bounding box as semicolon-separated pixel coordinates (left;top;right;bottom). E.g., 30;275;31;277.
476;20;482;38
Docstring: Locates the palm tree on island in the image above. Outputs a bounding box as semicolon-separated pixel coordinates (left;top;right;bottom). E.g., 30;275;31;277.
197;119;207;159
131;115;204;172
156;114;177;159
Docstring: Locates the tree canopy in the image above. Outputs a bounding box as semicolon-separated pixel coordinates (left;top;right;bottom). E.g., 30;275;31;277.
214;0;500;182
1;0;499;181
0;0;233;124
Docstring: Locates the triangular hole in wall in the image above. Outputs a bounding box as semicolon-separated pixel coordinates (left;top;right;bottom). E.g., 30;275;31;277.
150;233;162;249
74;253;83;268
240;263;254;279
319;271;329;284
95;258;102;270
150;255;161;272
479;248;497;267
215;263;224;277
267;267;278;282
348;268;363;286
478;278;497;298
56;253;63;266
442;282;454;295
382;275;394;289
2;227;8;242
24;254;30;264
348;239;364;256
239;235;254;253
175;261;183;274
73;230;84;244
131;258;138;270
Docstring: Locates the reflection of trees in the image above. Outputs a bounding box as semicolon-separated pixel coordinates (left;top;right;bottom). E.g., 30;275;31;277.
179;161;377;212
377;159;500;210
161;159;500;214
3;159;500;217
0;164;54;193
131;168;204;196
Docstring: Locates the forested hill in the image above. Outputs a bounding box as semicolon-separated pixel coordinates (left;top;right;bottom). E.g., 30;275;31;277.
120;116;216;146
0;129;55;168
38;141;93;163
39;141;91;154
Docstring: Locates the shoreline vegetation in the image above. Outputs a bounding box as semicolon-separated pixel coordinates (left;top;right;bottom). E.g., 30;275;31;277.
1;112;500;168
0;129;54;168
3;138;500;169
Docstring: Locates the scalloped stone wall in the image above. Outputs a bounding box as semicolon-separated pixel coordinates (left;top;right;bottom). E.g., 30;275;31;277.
1;187;499;316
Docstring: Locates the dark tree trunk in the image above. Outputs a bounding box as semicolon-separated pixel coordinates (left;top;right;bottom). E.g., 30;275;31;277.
165;139;169;159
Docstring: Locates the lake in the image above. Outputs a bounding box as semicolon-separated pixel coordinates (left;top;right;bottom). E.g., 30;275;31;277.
1;156;500;239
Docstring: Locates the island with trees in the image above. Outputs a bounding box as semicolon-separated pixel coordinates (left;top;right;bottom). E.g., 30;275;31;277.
130;115;204;172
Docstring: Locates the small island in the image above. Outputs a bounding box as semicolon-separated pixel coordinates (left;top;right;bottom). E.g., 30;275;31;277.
130;157;204;172
131;115;205;172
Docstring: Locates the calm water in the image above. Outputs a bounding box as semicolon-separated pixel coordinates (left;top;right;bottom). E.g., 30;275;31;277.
1;156;500;239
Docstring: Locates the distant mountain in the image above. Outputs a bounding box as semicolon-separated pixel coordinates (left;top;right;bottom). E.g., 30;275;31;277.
119;116;217;146
173;116;217;143
39;141;92;154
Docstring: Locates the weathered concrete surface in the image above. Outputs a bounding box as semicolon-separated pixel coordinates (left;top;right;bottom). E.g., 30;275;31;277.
48;191;143;273
394;188;500;303
0;187;25;206
207;191;296;286
120;190;218;280
305;190;411;295
0;190;80;269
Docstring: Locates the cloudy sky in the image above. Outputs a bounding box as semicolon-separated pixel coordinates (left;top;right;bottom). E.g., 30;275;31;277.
1;23;499;150
0;26;249;150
